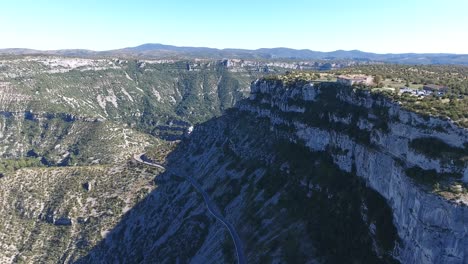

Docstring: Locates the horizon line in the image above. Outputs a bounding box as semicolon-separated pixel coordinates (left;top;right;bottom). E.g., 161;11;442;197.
0;43;467;56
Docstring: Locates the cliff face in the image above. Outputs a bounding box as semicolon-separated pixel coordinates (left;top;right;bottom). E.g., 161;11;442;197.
243;80;468;263
74;80;467;264
78;113;400;263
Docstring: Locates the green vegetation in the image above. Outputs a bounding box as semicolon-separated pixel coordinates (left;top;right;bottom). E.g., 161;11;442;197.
405;166;465;196
144;141;178;164
253;82;387;145
215;109;399;261
406;167;444;185
263;64;468;127
409;137;468;167
0;164;158;263
1;58;265;140
250;76;467;202
0;157;44;174
272;141;399;263
392;93;468;127
221;233;236;263
263;71;323;87
403;140;466;195
334;64;468;95
333;64;468;126
198;111;400;263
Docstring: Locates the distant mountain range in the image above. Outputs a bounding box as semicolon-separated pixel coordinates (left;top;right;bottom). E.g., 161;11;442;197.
2;43;468;65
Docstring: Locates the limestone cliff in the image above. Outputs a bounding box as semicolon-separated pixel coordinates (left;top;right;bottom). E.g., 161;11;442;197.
74;79;467;263
242;79;468;263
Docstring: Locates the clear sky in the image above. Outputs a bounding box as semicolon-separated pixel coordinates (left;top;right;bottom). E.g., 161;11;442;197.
1;0;468;53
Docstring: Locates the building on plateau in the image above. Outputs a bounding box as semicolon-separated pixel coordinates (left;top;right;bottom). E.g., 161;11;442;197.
423;84;449;94
337;75;373;86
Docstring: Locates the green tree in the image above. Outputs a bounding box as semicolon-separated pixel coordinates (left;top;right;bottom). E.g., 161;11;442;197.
373;75;382;86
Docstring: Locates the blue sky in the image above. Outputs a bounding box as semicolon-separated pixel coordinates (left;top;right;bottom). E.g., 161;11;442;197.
1;0;467;53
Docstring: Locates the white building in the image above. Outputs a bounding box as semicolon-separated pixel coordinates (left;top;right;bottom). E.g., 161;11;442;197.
337;75;373;86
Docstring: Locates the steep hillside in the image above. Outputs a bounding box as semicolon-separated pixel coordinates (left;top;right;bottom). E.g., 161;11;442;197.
0;109;161;263
0;163;160;263
243;80;467;263
77;110;399;264
0;56;267;263
75;80;467;263
0;112;155;164
0;56;267;139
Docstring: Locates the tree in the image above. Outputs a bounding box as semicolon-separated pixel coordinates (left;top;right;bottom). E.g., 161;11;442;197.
373;75;382;86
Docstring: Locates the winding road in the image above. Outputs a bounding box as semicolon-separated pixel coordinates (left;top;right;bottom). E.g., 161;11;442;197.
133;154;246;264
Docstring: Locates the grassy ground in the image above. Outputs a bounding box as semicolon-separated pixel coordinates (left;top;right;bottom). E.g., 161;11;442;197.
382;78;424;89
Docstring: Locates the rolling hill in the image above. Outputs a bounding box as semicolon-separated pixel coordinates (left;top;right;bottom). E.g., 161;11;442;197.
2;43;468;65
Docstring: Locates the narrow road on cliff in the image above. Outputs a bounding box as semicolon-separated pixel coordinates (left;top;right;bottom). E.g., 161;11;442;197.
133;153;247;264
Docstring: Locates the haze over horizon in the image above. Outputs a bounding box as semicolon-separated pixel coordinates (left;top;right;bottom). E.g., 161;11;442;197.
4;43;468;56
1;0;468;54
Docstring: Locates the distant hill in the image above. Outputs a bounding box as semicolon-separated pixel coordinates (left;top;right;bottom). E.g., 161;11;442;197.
2;43;468;65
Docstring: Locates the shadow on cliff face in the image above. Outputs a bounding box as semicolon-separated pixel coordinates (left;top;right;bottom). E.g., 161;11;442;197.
74;108;400;264
73;116;228;264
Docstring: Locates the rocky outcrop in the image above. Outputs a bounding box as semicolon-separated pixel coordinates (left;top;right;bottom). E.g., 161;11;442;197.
242;79;468;264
